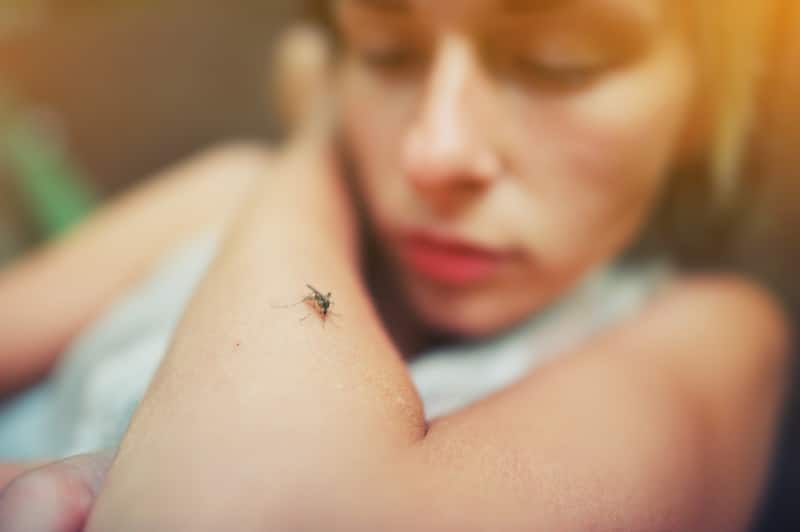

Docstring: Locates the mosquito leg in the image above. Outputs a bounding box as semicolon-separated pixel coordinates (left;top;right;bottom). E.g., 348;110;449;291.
271;300;303;309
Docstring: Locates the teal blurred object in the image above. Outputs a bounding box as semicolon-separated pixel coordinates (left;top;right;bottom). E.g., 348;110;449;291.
0;91;96;239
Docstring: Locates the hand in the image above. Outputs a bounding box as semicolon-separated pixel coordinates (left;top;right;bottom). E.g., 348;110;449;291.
0;450;114;532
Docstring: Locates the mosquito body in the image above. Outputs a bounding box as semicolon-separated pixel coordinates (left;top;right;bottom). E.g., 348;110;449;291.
272;284;338;325
303;284;333;318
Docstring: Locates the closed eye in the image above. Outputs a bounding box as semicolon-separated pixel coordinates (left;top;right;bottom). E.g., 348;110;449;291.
513;57;607;86
356;44;426;76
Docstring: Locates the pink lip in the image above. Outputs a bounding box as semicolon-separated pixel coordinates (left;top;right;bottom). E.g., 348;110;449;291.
397;231;510;286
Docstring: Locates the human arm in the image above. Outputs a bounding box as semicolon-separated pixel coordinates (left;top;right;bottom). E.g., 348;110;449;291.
29;23;783;531
2;278;788;532
0;143;263;396
373;278;788;531
83;108;790;532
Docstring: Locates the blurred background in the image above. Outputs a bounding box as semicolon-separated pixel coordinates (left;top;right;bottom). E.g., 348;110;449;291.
0;0;798;529
0;0;297;261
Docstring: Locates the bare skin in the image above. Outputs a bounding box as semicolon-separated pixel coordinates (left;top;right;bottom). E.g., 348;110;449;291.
1;168;786;530
0;143;262;398
0;144;265;496
0;462;45;491
0;146;265;532
0;452;113;532
0;15;791;532
79;117;786;531
0;152;786;530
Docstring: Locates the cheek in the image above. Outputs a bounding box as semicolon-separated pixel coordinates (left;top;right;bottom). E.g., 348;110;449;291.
505;45;694;264
340;64;417;205
341;65;417;179
568;62;693;196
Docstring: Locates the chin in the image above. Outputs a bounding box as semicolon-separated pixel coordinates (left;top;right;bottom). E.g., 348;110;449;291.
407;283;542;340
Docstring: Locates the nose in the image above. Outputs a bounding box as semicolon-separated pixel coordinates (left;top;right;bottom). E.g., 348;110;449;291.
403;33;503;213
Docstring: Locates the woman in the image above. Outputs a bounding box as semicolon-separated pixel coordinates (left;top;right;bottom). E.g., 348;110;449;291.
0;0;790;530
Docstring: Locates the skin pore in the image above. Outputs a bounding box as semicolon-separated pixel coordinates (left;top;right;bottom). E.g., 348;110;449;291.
337;0;696;338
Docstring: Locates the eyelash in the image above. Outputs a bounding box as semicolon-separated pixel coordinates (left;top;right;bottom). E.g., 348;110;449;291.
510;56;605;86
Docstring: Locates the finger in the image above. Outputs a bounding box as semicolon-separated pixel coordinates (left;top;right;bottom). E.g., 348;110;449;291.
0;450;115;532
273;24;336;145
0;462;49;492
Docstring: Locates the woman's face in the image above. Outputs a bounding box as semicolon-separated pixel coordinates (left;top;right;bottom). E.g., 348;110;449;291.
335;0;696;337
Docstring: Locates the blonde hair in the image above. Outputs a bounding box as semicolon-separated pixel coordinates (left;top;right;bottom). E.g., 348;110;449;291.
692;1;777;209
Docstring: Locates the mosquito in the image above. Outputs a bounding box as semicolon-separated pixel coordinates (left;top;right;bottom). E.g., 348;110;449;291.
272;284;339;325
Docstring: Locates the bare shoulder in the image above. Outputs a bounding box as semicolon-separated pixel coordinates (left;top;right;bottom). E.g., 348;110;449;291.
664;274;786;326
636;273;791;385
656;275;789;350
